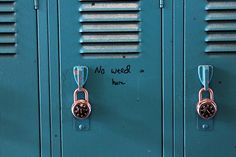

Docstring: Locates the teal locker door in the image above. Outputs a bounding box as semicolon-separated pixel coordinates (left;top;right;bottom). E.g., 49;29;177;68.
58;0;162;157
0;0;39;157
184;0;236;156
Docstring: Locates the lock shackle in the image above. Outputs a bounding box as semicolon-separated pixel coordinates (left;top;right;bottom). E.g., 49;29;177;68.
198;87;214;101
73;88;89;102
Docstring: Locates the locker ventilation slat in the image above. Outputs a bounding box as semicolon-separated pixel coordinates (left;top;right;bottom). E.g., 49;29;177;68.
205;0;236;53
0;0;16;54
79;0;141;54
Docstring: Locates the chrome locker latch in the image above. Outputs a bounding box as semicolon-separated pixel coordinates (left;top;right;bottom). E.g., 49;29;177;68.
73;66;88;91
198;65;213;90
34;0;39;10
160;0;164;8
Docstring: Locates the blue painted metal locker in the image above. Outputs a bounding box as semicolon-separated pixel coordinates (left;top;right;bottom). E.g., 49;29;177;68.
1;0;236;157
0;0;40;157
182;0;236;157
58;1;162;157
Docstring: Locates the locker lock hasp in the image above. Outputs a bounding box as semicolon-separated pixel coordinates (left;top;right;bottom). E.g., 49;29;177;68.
71;66;91;120
197;65;217;120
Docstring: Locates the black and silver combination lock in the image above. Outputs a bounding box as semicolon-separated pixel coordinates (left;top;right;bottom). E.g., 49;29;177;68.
71;88;91;120
196;88;217;120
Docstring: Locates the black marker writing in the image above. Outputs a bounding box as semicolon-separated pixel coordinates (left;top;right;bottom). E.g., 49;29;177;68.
94;66;105;74
112;79;126;86
111;65;131;75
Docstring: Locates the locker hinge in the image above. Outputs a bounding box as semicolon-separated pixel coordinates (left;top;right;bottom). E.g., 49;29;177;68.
160;0;164;8
34;0;39;10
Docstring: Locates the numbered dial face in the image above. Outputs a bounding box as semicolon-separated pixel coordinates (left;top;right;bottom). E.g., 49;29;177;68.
72;101;91;119
197;101;217;119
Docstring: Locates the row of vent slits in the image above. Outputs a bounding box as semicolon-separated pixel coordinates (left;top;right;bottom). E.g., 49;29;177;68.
205;1;236;53
79;0;141;54
0;0;16;54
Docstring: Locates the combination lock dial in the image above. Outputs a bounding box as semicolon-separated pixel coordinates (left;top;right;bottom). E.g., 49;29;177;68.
72;101;91;119
197;100;217;119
